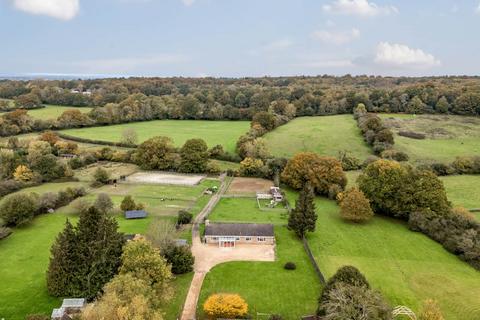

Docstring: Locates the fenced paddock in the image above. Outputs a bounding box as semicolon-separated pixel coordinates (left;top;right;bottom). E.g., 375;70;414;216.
126;171;205;186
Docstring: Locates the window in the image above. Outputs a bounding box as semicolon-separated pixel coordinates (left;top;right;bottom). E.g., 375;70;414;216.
212;237;218;241
245;237;251;241
236;237;240;241
257;237;266;242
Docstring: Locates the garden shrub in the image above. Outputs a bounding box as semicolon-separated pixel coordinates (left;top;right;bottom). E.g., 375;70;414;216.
93;167;110;185
284;262;296;270
339;188;374;223
120;195;137;212
162;244;194;274
177;210;193;225
203;293;249;320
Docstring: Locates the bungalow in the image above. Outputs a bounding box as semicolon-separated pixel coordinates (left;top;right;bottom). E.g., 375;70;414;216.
204;222;275;247
125;210;148;219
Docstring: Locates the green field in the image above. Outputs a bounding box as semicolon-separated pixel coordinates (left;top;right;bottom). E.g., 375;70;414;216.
199;226;320;319
263;115;372;160
0;175;219;319
440;175;480;209
27;105;92;120
209;197;289;224
61;120;250;154
302;195;480;320
380;114;480;164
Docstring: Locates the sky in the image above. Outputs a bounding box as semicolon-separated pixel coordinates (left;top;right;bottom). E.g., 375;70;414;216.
0;0;480;77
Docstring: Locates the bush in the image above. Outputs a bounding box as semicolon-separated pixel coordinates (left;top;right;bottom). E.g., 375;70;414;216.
239;157;264;177
284;262;296;270
120;195;136;212
430;162;454;176
408;208;480;270
281;152;347;196
380;149;409;162
338;151;361;171
451;156;476;174
177;210;193;225
162;244;195;274
203;293;249;320
0;193;39;226
94;193;114;213
93;167;110;184
339;188;374;223
320;283;392;320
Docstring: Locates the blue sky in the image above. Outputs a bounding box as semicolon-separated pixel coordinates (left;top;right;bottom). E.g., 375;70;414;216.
1;0;479;77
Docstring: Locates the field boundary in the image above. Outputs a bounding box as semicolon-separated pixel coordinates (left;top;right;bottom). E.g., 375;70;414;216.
302;237;326;285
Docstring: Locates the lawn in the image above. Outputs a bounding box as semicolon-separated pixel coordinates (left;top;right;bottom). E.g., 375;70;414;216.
379;114;480;164
263;115;372;160
440;175;480;209
0;177;217;319
61;120;250;154
198;226;321;319
208;197;289;224
27;105;92;120
298;195;480;320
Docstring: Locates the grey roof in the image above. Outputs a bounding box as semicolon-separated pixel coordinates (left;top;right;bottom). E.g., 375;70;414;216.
175;239;188;246
125;210;148;219
51;308;65;318
205;223;274;237
61;298;85;308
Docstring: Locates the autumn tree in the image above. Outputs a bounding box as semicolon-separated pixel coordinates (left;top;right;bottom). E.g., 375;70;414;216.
13;165;34;182
252;111;276;131
281;152;346;196
339;187;374;223
134;136;176;170
119;238;172;299
179;138;209;173
93;167;110;184
39;131;60;146
239;157;264;177
288;182;317;238
203;293;248;319
358;160;450;219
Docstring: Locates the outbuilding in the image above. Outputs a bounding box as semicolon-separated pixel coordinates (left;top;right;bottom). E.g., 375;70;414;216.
125;210;148;219
204;222;275;247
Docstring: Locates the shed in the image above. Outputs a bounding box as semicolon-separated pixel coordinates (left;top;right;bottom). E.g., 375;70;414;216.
125;210;148;219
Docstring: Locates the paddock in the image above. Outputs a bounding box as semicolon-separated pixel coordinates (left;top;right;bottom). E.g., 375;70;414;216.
125;171;205;186
226;177;274;195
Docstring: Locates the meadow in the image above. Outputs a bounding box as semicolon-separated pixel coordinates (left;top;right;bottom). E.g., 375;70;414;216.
380;114;480;164
0;172;219;319
263;115;372;160
61;120;250;154
27;105;93;120
303;195;480;320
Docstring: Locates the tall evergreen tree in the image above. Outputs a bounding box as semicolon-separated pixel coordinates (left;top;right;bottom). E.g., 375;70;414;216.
46;220;79;296
288;182;317;238
46;207;125;300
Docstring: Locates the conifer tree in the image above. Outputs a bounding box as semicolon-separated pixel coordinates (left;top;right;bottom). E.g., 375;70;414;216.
46;220;79;296
46;207;125;299
288;182;317;238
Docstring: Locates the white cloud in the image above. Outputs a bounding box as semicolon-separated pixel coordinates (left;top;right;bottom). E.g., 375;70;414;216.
323;0;398;17
12;0;79;20
312;28;360;45
374;42;440;68
181;0;195;6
